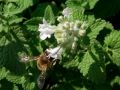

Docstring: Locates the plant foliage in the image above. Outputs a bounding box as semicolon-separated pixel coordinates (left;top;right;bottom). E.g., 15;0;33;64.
0;0;120;90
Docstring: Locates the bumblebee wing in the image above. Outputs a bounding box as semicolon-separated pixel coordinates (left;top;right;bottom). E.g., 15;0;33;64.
19;53;38;63
37;71;47;89
19;55;30;63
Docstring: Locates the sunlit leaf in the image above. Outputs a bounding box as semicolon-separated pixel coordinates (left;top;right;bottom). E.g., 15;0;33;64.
104;31;120;67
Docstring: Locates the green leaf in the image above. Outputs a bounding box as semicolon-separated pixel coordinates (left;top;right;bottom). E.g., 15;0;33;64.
66;0;98;9
6;73;26;84
88;0;99;9
86;15;95;25
0;29;26;74
66;0;88;8
62;51;84;68
4;0;33;16
104;22;114;30
0;36;9;65
0;36;6;46
73;86;88;90
78;51;95;76
104;31;120;66
31;2;59;17
31;3;49;17
44;5;55;24
24;17;42;31
104;31;120;49
6;0;18;2
88;19;106;40
0;24;3;32
13;84;19;90
112;50;120;66
0;67;9;80
78;44;106;84
70;7;85;20
22;82;36;90
8;15;23;25
63;59;79;68
111;76;120;86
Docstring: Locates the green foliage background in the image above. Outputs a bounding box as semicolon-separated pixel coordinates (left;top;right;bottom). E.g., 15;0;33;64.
0;0;120;90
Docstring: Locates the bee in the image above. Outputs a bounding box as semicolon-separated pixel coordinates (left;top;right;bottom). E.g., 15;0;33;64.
19;46;62;89
19;50;59;89
34;51;58;89
35;51;56;74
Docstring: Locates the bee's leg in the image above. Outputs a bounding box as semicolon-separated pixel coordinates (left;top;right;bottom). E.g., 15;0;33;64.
46;54;51;60
52;59;58;66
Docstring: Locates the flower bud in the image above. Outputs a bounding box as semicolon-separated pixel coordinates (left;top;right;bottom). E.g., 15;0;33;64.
62;7;71;18
73;24;79;31
72;41;77;50
63;22;70;29
81;22;88;30
57;16;64;22
69;22;74;30
79;30;86;37
75;20;82;28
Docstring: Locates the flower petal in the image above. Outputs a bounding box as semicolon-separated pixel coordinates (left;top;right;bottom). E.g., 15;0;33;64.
62;7;71;17
40;33;48;40
38;19;56;40
46;46;62;60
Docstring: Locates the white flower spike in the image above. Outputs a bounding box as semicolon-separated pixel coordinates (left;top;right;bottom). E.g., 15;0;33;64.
38;19;56;40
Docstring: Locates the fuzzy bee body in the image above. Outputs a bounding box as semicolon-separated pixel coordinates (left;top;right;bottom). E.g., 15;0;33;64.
19;46;62;89
34;52;54;72
34;52;57;89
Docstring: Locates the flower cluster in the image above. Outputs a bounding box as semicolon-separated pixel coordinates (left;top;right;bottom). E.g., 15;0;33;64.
38;7;88;59
55;19;87;44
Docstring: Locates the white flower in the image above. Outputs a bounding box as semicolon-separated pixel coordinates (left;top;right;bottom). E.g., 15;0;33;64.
62;7;71;18
38;19;56;40
46;46;63;60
